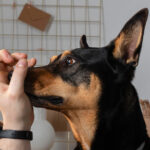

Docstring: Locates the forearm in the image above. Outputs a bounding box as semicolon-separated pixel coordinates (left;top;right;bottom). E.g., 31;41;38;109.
0;139;31;150
0;123;32;150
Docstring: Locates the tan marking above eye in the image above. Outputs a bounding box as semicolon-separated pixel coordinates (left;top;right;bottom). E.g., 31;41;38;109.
50;55;58;63
50;50;71;63
61;50;71;60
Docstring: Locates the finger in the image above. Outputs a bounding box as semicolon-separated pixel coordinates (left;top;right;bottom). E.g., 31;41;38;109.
12;53;27;61
0;63;12;83
12;54;36;67
7;53;28;66
8;59;28;94
0;71;9;84
28;58;36;67
0;52;27;67
0;58;36;84
0;51;27;84
0;49;14;64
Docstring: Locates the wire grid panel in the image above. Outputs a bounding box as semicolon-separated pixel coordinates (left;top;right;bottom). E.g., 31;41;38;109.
0;0;105;65
0;0;105;150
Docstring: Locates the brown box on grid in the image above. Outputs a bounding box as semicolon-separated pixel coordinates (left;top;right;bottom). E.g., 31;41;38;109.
18;3;51;31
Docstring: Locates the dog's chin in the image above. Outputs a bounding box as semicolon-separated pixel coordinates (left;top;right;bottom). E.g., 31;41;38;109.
26;93;64;109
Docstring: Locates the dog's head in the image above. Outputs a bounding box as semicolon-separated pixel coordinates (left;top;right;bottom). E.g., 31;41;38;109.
24;8;148;111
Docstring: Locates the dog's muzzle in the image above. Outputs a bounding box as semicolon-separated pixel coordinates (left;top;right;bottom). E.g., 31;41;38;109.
7;70;64;107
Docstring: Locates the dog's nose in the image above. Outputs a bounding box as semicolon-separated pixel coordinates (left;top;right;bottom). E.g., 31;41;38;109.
8;71;13;81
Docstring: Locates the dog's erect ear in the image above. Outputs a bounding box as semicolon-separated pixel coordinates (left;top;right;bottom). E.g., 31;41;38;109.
113;8;148;66
80;35;89;48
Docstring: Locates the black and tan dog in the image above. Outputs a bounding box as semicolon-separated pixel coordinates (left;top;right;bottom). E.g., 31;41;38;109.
8;8;150;150
24;8;150;150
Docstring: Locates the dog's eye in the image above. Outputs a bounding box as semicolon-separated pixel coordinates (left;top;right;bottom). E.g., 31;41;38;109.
65;57;76;65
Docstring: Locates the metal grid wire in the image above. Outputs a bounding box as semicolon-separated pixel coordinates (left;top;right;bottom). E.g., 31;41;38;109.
0;0;105;149
0;0;105;65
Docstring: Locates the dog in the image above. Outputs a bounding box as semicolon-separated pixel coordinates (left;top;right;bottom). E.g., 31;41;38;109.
5;8;150;150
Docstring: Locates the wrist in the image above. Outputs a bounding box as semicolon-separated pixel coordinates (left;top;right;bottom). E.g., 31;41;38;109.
3;122;31;131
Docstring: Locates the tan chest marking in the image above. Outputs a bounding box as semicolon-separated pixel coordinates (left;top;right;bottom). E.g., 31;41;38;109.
62;74;101;150
65;109;97;150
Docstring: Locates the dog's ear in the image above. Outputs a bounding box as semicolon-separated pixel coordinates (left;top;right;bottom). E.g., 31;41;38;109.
112;8;148;66
80;35;89;48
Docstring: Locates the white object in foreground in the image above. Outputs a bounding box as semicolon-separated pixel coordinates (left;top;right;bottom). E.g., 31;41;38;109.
31;108;55;150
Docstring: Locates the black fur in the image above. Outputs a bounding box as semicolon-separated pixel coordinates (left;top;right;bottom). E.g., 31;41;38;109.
23;8;150;150
70;46;149;149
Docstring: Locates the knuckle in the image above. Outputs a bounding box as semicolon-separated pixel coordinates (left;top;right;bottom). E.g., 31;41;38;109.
21;53;27;58
1;49;7;53
0;50;12;62
0;49;8;55
12;53;27;58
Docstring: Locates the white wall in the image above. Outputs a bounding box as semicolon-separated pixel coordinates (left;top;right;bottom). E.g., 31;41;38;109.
103;0;150;100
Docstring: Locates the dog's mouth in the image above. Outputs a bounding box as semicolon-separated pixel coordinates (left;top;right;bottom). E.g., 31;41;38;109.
26;92;64;108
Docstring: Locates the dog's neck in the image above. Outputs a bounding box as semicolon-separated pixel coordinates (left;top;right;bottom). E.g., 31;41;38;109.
91;83;148;150
63;109;97;150
62;83;148;150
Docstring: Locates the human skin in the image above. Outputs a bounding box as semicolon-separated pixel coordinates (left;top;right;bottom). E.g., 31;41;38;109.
0;49;36;150
140;100;150;137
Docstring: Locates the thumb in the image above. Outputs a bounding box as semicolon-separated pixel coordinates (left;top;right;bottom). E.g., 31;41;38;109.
8;59;28;94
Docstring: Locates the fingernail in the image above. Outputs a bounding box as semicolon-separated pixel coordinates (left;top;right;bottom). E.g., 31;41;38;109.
17;59;27;67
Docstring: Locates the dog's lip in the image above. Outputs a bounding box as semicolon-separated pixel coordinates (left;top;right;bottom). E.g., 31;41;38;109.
26;92;64;105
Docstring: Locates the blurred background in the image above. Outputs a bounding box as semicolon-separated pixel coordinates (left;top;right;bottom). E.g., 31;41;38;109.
0;0;150;150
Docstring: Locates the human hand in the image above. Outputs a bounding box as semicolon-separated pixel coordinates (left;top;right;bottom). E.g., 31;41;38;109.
140;100;150;137
0;49;36;130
